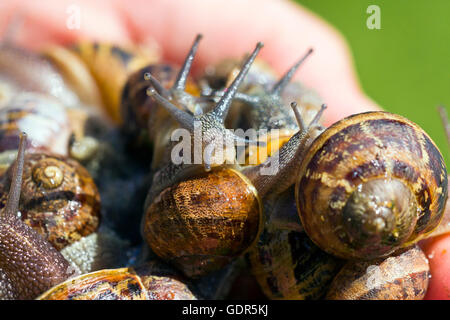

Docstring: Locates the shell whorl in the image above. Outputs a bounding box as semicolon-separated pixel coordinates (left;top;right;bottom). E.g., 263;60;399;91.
0;153;101;250
296;111;448;260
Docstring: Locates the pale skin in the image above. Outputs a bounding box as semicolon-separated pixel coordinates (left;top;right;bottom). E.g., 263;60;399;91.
0;0;447;300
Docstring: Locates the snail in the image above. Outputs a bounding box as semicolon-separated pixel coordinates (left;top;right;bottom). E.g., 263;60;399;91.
0;134;132;275
0;133;75;299
0;134;154;300
0;39;150;245
295;111;448;260
248;186;343;300
199;47;323;158
0;42;108;167
120;34;203;170
0;39;80;108
37;261;196;300
0;152;101;251
143;39;327;277
230;58;445;298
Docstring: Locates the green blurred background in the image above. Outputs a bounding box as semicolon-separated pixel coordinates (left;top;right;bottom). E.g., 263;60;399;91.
296;0;450;166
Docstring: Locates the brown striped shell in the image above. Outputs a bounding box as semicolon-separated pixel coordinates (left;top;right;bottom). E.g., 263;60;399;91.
43;42;160;124
296;111;448;260
248;186;342;300
0;153;101;250
37;263;196;300
120;64;200;170
249;226;342;300
326;245;429;300
143;168;263;278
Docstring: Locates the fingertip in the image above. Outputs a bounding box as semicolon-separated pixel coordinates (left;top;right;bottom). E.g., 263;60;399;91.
421;234;450;300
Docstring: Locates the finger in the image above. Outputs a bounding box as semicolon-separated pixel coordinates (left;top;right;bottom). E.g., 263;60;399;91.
0;0;130;48
118;0;382;125
0;0;381;125
420;234;450;299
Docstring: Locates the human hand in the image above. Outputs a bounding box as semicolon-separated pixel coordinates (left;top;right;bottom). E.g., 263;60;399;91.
1;0;447;300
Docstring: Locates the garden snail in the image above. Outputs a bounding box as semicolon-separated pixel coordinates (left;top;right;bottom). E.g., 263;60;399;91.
120;34;202;170
0;134;151;300
249;186;432;300
200;47;323;154
0;152;101;250
295;111;448;260
37;261;196;300
0;133;74;299
0;39;149;246
0;42;108;166
143;42;327;277
248;186;343;300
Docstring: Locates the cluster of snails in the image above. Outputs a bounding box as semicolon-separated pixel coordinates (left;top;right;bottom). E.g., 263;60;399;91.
0;25;449;300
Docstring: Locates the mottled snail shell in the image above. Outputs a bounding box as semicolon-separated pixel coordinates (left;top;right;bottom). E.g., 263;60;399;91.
143;168;263;278
0;92;72;156
248;186;342;300
249;227;342;300
296;111;448;260
121;64;202;171
121;64;178;140
43;42;160;124
326;245;429;300
0;153;101;250
37;262;196;300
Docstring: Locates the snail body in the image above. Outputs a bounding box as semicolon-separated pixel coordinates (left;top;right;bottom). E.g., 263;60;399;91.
0;134;74;299
296;111;448;260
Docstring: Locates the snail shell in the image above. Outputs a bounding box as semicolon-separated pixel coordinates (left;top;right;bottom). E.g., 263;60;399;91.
37;262;196;300
0;44;79;108
326;245;429;300
43;42;160;124
0;153;101;250
121;63;200;170
248;186;342;300
0;92;72;156
249;226;342;300
296;111;448;260
143;168;263;278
